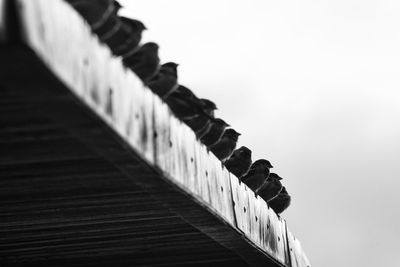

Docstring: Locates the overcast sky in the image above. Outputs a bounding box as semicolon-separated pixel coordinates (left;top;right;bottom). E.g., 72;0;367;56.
120;1;400;266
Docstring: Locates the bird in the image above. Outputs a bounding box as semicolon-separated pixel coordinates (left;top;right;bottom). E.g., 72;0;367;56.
199;118;230;147
268;186;291;215
123;42;160;84
224;146;252;178
109;17;146;55
93;0;123;41
163;86;218;138
241;159;273;193
165;86;217;135
209;129;241;161
257;173;283;202
184;98;217;137
147;62;179;98
165;85;204;119
190;117;212;138
199;99;217;117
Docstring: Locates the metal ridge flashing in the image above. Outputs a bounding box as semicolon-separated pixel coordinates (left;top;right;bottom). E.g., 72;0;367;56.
14;0;310;266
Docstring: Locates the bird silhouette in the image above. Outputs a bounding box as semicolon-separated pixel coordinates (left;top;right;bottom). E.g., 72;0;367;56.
241;159;273;193
113;0;122;11
224;146;252;178
268;186;291;215
199;99;217;117
173;84;197;99
108;17;146;55
200;118;230;147
184;98;217;137
165;86;218;140
257;173;283;202
148;62;179;98
123;42;160;84
190;117;212;138
209;129;241;161
93;0;123;41
166;85;205;119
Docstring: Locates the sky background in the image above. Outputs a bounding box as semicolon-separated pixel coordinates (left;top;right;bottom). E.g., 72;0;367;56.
120;1;400;266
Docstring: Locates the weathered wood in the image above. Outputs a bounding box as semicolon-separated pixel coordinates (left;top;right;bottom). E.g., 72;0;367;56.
229;178;289;266
231;177;251;234
286;228;311;267
8;0;311;266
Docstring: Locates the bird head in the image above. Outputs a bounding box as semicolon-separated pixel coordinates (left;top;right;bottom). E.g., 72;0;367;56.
269;173;283;180
136;20;147;31
121;17;147;31
176;85;195;98
237;146;252;158
163;62;179;69
251;159;273;173
142;42;159;52
161;62;179;77
213;118;230;128
200;98;217;116
223;128;241;141
201;99;217;110
113;0;123;13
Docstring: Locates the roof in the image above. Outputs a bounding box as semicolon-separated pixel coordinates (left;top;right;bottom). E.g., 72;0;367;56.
0;0;310;266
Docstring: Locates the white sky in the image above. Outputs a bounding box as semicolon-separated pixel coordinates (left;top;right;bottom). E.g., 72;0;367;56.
120;1;400;266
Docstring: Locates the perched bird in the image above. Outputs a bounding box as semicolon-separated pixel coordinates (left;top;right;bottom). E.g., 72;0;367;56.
184;98;217;137
190;117;212;138
224;146;252;178
93;0;123;40
123;42;160;84
109;17;146;55
209;129;241;161
200;99;217;117
165;85;204;119
69;1;130;53
148;62;179;98
268;186;291;215
173;84;197;99
241;159;273;192
70;0;122;42
257;173;283;202
199;118;230;147
165;87;217;137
